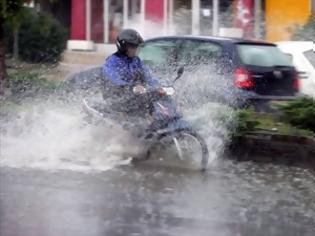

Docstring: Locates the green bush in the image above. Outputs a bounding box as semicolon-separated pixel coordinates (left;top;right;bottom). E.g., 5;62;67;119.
230;109;260;138
5;7;68;63
9;71;60;96
279;98;315;133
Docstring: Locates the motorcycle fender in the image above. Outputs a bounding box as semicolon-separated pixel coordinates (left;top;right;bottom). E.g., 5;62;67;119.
156;119;192;135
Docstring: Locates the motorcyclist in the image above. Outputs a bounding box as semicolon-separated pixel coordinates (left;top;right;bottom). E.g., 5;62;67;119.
102;28;160;116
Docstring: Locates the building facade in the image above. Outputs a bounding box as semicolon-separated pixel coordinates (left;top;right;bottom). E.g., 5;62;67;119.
67;0;239;50
58;0;315;51
69;0;171;50
265;0;315;42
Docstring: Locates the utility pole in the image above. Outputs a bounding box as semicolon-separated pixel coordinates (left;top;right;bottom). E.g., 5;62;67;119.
192;0;200;35
254;0;262;39
163;0;168;35
104;0;109;43
212;0;219;36
123;0;128;28
140;0;145;35
169;0;174;34
86;0;91;41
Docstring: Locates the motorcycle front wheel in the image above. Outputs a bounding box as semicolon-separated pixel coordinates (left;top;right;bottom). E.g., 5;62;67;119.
146;130;209;171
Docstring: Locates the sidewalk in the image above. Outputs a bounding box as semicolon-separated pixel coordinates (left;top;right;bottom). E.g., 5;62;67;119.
62;44;116;65
62;51;106;65
47;46;115;81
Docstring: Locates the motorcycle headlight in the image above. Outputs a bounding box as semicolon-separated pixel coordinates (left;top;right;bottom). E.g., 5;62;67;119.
163;87;175;96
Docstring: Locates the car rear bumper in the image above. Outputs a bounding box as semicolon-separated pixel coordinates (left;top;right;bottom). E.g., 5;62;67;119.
230;91;304;108
237;89;303;101
249;94;302;101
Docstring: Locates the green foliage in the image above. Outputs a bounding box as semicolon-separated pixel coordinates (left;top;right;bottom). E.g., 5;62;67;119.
4;19;13;53
0;0;24;19
231;109;260;138
5;7;68;63
8;70;60;96
279;98;315;133
291;14;315;40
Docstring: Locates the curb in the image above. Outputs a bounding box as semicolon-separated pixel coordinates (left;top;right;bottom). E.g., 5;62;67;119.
229;132;315;167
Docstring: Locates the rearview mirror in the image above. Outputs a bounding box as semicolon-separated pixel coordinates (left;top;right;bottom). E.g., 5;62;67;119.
177;66;184;77
174;67;185;83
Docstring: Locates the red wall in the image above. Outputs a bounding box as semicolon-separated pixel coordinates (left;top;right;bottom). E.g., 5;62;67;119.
91;0;104;42
71;0;86;40
70;0;165;42
145;0;164;22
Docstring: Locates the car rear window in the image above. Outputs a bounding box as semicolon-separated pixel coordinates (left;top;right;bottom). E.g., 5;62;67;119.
177;40;222;65
303;50;315;68
138;40;177;67
237;44;293;67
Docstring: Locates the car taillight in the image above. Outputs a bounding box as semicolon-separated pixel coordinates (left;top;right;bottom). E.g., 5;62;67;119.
234;68;254;89
293;72;300;91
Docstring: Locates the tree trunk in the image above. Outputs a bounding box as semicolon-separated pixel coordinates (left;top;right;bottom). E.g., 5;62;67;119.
13;26;19;60
0;17;7;96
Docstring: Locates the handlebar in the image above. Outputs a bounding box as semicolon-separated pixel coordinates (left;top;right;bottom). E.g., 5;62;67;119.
132;66;183;96
132;86;175;96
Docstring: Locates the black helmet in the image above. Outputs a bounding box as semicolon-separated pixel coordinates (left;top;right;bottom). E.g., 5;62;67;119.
116;29;144;52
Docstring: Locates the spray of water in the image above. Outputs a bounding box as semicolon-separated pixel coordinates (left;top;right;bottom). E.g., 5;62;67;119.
173;65;235;163
0;59;236;173
0;94;145;172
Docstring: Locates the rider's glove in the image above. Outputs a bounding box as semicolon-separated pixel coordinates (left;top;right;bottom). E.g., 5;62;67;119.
132;85;146;94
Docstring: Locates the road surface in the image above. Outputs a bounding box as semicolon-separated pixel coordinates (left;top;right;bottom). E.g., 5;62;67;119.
1;159;315;236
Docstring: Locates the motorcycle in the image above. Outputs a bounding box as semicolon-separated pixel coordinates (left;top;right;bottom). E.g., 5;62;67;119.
82;67;209;171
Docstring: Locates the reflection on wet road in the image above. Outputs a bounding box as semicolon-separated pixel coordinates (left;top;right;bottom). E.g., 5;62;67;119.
1;160;315;236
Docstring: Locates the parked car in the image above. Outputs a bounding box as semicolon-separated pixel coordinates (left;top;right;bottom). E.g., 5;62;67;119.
139;36;301;108
276;41;315;98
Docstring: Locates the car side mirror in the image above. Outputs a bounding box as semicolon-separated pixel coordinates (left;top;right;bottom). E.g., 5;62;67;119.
174;66;184;83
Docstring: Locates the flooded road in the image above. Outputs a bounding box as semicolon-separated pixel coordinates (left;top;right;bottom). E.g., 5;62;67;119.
1;160;315;236
1;90;315;235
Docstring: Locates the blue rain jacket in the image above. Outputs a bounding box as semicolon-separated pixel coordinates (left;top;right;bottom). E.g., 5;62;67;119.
102;52;159;87
102;52;160;114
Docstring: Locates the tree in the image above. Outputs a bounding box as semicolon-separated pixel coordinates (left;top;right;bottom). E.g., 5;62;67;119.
291;14;315;41
9;5;25;60
0;0;24;95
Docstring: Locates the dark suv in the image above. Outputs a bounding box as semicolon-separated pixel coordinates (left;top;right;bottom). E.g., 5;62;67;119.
138;36;300;108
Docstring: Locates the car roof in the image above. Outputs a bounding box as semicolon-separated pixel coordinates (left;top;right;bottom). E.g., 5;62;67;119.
276;41;315;52
144;35;275;46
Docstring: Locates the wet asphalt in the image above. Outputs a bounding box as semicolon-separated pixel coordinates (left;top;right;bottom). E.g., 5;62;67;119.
1;159;315;236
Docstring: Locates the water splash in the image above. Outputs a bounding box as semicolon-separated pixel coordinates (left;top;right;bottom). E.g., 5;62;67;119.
0;97;143;172
0;64;235;172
